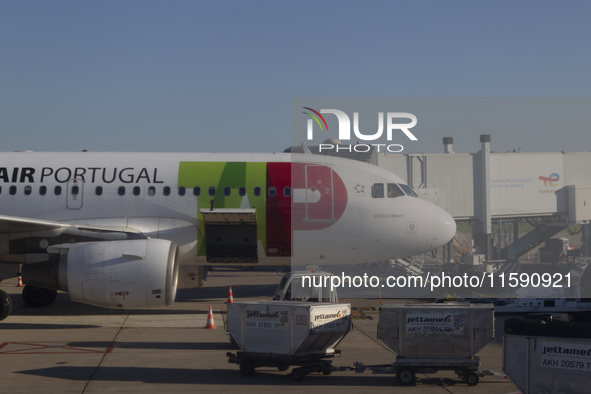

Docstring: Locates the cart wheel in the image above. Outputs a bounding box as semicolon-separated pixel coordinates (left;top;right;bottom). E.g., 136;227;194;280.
239;359;256;377
291;368;305;381
466;373;479;386
277;364;289;372
397;368;415;385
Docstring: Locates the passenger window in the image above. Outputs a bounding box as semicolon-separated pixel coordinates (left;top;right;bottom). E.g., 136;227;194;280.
9;186;17;195
239;187;246;197
371;183;384;198
72;186;79;195
24;186;32;196
0;186;2;194
268;186;277;197
40;186;47;196
118;186;125;196
95;186;103;196
387;183;405;198
254;187;261;197
284;187;292;197
133;186;141;196
224;187;231;196
148;186;155;196
399;184;418;197
163;186;171;196
209;186;216;196
193;186;200;196
178;186;186;196
55;186;62;196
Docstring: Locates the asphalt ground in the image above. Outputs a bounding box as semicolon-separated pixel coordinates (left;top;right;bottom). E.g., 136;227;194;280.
0;267;520;393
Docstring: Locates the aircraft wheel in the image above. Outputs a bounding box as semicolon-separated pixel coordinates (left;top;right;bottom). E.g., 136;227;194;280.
0;289;13;321
22;286;57;307
397;368;415;386
276;364;289;372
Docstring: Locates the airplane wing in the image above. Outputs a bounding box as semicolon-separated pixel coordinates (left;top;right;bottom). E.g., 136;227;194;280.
0;214;146;266
0;215;70;234
0;214;143;236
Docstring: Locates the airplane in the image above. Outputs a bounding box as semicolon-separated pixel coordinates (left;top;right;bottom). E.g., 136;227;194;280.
0;151;456;321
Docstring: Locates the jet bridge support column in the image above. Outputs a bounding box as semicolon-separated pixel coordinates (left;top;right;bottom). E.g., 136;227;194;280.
583;224;591;257
473;134;493;261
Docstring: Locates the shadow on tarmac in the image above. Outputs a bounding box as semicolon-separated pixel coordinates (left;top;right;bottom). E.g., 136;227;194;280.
17;366;402;387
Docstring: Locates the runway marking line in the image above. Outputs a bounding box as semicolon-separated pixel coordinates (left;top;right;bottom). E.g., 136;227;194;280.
0;341;116;355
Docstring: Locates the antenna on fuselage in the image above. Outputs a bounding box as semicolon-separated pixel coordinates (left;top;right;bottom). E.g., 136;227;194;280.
301;143;312;154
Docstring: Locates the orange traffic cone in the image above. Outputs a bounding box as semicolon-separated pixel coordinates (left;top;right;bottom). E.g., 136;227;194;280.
16;275;23;287
204;306;216;329
227;286;234;303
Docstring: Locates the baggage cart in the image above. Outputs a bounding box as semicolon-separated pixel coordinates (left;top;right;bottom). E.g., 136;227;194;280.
226;301;352;380
356;302;498;386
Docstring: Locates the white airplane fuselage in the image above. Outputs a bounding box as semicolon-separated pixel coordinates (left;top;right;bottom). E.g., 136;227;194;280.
0;151;455;265
0;151;456;312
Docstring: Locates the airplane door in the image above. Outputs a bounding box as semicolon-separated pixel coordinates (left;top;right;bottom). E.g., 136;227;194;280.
67;178;84;210
304;165;334;222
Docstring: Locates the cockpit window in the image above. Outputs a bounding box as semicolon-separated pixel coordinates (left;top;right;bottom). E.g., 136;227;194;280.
399;183;418;197
371;183;384;198
387;183;405;198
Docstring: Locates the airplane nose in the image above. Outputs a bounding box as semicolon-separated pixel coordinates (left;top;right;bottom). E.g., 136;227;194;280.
432;205;456;248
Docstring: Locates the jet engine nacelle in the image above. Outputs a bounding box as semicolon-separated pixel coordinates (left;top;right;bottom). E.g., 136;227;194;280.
22;239;179;309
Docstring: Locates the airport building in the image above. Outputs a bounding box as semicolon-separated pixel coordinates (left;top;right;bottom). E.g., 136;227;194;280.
293;135;591;294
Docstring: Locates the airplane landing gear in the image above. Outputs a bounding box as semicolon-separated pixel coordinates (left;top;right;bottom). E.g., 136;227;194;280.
22;285;57;308
0;289;13;321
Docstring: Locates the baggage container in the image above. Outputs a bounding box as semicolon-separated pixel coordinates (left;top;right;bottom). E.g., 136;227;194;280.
504;335;591;393
227;301;351;356
504;316;591;393
378;303;494;359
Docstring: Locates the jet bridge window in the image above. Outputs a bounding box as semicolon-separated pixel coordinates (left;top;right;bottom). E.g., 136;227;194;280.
372;183;384;198
387;183;405;198
399;183;418;197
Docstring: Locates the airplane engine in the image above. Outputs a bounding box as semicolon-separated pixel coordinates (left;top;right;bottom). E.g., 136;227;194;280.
22;239;179;309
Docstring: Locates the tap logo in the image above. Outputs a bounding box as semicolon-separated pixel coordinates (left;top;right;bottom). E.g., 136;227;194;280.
302;107;418;153
539;173;560;187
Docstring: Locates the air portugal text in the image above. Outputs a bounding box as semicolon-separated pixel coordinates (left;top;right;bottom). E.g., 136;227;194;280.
0;167;164;184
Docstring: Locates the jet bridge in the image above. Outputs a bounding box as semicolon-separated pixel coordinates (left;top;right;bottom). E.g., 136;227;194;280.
376;135;591;263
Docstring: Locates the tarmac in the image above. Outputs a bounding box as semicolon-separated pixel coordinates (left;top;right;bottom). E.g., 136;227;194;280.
0;267;520;393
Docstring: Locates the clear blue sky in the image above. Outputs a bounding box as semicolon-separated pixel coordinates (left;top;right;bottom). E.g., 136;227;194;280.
1;1;590;154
